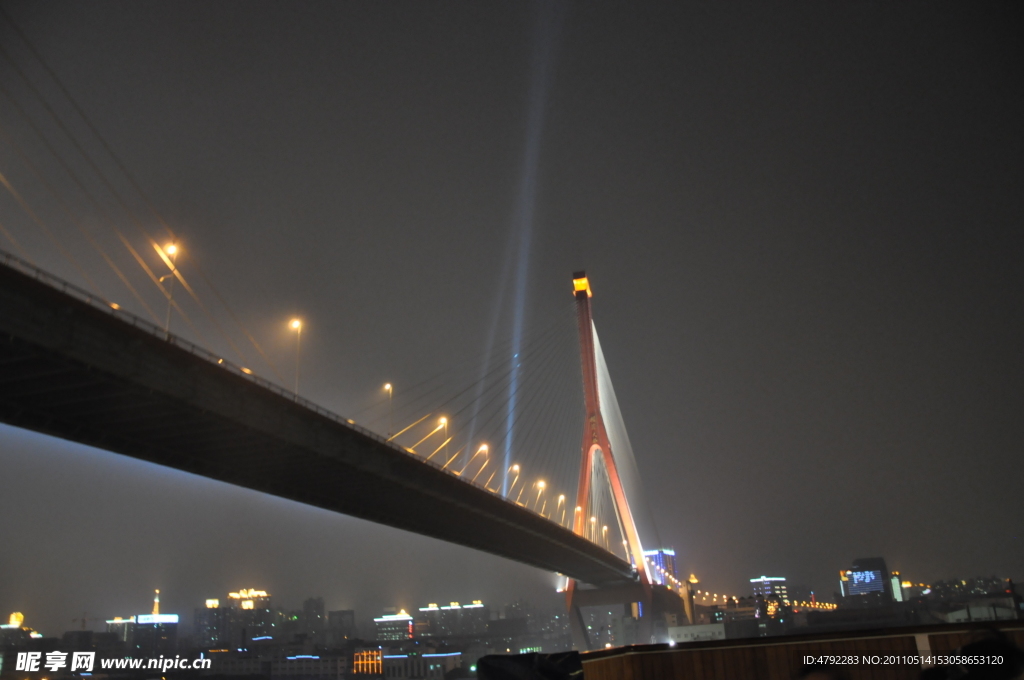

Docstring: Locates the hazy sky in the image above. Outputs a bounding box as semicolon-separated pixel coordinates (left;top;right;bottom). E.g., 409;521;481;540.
0;2;1021;637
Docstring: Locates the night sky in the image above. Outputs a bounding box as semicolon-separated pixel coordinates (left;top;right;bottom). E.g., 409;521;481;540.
0;2;1022;637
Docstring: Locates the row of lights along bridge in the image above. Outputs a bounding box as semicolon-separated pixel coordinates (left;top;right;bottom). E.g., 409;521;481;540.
151;243;602;547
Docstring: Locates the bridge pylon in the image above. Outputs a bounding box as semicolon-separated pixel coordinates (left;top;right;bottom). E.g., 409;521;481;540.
565;272;688;649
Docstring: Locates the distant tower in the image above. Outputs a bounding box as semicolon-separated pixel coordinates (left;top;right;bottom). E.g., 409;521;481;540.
153;590;160;616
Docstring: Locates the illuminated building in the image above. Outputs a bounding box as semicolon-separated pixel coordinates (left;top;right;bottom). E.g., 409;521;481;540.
195;589;274;649
353;648;383;675
106;616;135;642
374;610;413;641
839;558;892;605
643;549;677;586
1;612;41;647
750;576;789;603
416;600;489;637
228;588;271;610
130;614;179;656
891;571;904;603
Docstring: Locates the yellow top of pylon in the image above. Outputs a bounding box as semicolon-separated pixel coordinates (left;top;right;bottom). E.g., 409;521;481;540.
572;272;592;297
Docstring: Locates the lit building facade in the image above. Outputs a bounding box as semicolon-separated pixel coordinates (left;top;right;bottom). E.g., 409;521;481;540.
643;549;678;586
750;576;788;603
416;601;489;637
374;611;413;641
130;614;179;656
353;648;383;675
194;588;275;650
839;558;892;604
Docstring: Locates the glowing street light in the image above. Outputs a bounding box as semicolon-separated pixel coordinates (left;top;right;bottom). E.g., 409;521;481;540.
159;243;179;336
589;516;597;542
459;443;487;475
557;494;566;526
384;383;393;437
534;480;546;511
412;419;445;453
289;318;302;395
506;464;520;499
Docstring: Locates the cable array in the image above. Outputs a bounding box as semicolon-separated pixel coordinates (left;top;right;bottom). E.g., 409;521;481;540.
0;7;283;381
0;7;662;568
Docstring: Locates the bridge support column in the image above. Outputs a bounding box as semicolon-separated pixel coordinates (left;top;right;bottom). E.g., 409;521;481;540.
566;579;657;650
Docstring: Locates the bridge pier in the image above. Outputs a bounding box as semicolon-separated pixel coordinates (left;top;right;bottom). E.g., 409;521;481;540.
566;580;690;650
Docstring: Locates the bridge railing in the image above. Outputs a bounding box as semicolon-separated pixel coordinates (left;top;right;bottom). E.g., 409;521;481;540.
0;248;573;529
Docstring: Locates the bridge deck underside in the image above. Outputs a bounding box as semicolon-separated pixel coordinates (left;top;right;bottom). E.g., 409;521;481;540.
0;263;635;588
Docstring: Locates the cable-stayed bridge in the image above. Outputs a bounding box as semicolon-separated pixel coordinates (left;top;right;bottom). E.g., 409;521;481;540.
0;254;689;647
0;14;690;647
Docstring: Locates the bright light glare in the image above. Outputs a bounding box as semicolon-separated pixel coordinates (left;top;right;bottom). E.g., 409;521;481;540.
439;417;447;425
165;243;177;255
384;383;392;391
290;319;302;330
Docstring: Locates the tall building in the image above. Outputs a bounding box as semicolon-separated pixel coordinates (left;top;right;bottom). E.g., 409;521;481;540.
106;616;135;643
839;558;892;604
416;601;489;638
327;610;357;646
228;589;275;646
303;597;325;645
131;614;178;656
643;549;678;586
194;588;274;649
194;600;231;649
374;610;413;641
750;576;789;602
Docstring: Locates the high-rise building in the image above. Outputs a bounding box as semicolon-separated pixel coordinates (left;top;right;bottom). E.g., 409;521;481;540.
106;617;135;643
303;597;325;644
327;610;357;646
839;558;892;604
130;614;179;656
194;601;232;649
643;549;678;586
194;588;274;649
750;576;789;602
374;610;413;641
416;601;489;638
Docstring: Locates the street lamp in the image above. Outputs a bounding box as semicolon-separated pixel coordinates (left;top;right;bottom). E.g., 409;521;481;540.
557;495;566;526
440;417;448;463
506;464;520;499
290;318;302;395
383;383;393;437
159;243;178;336
534;480;546;511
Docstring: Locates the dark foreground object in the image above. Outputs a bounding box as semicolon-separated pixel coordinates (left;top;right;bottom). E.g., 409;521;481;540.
477;652;583;680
